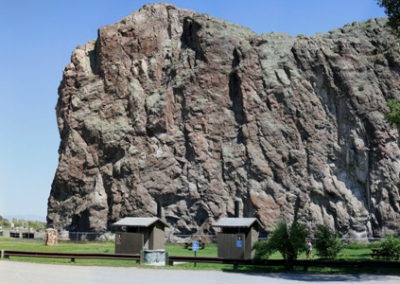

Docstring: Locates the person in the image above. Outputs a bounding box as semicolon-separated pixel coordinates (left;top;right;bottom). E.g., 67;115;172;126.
306;238;313;258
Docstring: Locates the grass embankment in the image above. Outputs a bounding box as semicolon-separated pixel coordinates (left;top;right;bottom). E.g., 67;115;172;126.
0;237;129;266
0;237;222;268
0;237;396;274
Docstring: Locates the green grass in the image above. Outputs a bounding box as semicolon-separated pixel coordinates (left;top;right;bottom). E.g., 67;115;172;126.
0;237;134;266
0;237;115;253
0;237;377;261
167;242;217;257
0;237;399;274
0;238;220;267
337;247;372;260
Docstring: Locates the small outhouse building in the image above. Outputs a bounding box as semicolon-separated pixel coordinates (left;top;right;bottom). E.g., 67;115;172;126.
213;217;261;260
113;217;168;254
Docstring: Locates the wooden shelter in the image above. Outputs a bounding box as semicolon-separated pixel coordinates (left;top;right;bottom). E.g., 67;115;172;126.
213;217;261;260
113;217;168;254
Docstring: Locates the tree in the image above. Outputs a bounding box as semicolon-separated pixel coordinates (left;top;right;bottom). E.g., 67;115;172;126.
314;224;344;259
27;220;46;230
386;99;400;127
8;218;46;230
378;235;400;259
0;215;11;228
253;220;309;262
377;0;400;35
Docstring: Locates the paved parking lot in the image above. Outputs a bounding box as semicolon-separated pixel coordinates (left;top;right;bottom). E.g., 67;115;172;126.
1;260;400;284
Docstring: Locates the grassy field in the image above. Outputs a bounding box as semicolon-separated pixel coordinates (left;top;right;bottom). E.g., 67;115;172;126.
0;237;396;273
0;237;223;267
0;237;377;259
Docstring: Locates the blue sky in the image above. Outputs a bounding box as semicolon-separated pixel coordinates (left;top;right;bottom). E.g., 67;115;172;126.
0;1;386;221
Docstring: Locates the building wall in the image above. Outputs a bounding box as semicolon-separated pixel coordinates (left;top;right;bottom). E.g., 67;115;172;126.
150;224;164;250
216;226;260;259
115;232;144;254
249;227;259;258
217;232;247;259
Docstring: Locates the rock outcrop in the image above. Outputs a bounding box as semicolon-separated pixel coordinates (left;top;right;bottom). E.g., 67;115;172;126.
48;3;400;239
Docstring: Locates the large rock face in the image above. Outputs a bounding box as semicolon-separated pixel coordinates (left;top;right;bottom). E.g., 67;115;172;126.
48;3;400;239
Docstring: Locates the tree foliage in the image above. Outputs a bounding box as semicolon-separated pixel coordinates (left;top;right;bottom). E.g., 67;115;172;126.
377;0;400;35
0;215;11;228
386;99;400;127
0;215;45;230
11;218;46;230
378;235;400;259
314;224;344;259
253;220;309;262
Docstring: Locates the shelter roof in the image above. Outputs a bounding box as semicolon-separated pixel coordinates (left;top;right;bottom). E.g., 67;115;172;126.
112;217;168;228
213;217;261;228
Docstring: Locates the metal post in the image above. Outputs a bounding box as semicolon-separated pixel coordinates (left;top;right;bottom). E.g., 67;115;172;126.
192;241;199;267
165;251;170;266
140;250;144;264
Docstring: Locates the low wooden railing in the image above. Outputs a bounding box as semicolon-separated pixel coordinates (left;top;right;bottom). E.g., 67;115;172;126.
2;250;400;270
167;256;400;268
1;250;140;263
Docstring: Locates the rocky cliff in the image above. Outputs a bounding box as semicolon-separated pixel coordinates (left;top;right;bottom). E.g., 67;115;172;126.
48;3;400;239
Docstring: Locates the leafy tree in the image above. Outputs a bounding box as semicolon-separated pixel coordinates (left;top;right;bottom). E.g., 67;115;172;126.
27;220;46;230
0;215;11;228
378;235;400;259
314;224;344;259
0;216;45;230
253;220;309;262
386;99;400;127
377;0;400;35
10;218;46;230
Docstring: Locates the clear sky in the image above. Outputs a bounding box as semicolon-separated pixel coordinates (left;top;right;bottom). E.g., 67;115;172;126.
0;0;386;221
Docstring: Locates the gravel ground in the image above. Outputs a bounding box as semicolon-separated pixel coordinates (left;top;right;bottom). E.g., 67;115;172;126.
1;261;400;284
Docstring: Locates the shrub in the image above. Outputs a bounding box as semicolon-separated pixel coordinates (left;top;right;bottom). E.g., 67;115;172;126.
378;235;400;259
314;224;344;259
386;99;400;127
0;215;11;228
253;220;309;262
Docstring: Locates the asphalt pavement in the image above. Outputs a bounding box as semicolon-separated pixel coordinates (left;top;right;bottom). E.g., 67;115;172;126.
1;260;400;284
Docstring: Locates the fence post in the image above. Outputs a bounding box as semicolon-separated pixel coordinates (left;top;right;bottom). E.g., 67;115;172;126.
165;252;170;266
140;250;144;264
1;250;4;259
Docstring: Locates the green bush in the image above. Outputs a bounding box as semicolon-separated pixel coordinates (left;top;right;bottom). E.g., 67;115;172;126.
378;0;400;36
253;220;309;262
0;215;11;228
386;99;400;127
378;235;400;259
314;224;343;259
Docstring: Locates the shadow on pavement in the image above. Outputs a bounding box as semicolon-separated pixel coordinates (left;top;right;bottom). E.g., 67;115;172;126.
222;269;400;283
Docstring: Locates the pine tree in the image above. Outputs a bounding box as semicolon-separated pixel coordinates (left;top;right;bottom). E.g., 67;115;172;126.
377;0;400;35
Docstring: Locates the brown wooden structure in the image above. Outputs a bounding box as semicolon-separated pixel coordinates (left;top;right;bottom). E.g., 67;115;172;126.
213;217;261;260
113;217;168;254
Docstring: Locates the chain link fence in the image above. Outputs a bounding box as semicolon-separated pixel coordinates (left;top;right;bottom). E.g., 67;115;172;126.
0;229;388;244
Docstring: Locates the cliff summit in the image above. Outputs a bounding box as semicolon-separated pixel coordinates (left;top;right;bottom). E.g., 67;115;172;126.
48;3;400;239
